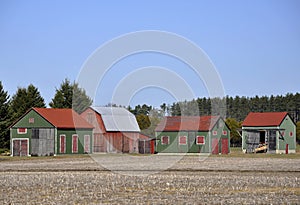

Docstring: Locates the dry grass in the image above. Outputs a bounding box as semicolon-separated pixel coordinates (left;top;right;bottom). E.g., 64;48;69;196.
0;155;299;204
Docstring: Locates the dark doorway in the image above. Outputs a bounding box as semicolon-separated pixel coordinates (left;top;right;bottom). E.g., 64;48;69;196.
259;131;266;143
268;130;276;152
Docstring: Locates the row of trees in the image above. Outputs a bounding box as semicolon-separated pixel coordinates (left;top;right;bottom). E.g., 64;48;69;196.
0;79;92;149
1;78;299;149
168;94;300;122
127;93;300;146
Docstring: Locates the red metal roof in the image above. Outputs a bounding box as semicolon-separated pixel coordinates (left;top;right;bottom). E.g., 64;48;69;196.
33;108;93;129
242;112;288;127
155;116;220;132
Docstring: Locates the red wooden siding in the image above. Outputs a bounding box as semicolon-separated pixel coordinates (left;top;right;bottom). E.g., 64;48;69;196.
221;138;229;154
81;107;140;153
212;138;219;155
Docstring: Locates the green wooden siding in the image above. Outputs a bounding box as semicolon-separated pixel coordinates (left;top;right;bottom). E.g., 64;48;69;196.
155;131;210;153
13;110;53;128
155;119;230;153
11;109;93;155
242;115;296;153
278;115;296;151
56;129;93;154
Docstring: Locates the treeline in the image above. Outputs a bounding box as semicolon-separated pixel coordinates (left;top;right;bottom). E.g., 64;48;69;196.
1;78;300;149
0;79;92;149
168;93;300;122
126;93;300;145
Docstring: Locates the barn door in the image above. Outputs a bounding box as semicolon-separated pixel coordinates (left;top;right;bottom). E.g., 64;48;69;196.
72;135;78;153
84;135;90;153
221;138;229;154
122;135;130;153
13;139;28;156
212;138;219;155
60;135;66;153
268;130;276;153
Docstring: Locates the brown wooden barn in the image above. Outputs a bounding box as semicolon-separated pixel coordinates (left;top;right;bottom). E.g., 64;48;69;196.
80;106;141;153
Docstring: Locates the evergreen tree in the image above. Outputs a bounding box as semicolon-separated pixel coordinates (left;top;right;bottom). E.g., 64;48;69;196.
72;83;93;113
49;79;92;113
49;79;73;109
0;82;11;149
9;84;45;121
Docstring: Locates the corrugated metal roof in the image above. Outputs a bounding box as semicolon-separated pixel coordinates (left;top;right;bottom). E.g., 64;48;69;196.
155;116;220;132
91;106;140;132
33;108;94;129
242;112;288;127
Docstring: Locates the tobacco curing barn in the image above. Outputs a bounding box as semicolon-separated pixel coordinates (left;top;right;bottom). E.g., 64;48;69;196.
242;112;296;154
155;116;230;154
80;106;141;153
10;108;93;156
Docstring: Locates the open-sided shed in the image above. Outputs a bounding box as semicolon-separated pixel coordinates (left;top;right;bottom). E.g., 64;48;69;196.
155;116;230;154
80;106;141;153
242;112;296;154
10;108;93;156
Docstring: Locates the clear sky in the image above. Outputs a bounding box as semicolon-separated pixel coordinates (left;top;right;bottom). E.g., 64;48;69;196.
0;0;299;108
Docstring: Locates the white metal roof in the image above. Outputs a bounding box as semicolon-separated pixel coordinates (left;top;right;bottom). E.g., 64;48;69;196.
91;106;140;132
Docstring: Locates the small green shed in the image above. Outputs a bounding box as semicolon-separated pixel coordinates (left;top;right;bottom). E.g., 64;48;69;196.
155;116;230;154
242;112;296;154
10;108;93;156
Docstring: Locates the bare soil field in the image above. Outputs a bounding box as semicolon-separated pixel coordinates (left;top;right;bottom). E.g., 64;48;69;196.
0;155;299;204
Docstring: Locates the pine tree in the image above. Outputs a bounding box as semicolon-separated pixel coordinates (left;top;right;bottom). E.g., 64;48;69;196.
0;82;11;149
72;83;93;114
49;79;92;113
49;79;73;109
9;84;45;121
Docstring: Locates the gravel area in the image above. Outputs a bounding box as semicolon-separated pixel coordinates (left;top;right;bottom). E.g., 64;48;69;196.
0;156;299;204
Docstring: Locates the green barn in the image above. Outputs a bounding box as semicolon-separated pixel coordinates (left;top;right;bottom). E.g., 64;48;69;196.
10;108;93;156
155;116;230;154
242;112;296;154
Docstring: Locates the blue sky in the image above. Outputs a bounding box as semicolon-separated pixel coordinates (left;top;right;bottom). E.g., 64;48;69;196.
0;0;299;108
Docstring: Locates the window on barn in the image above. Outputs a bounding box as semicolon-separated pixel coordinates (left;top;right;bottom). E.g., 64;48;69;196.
290;132;293;137
29;118;34;123
72;135;78;153
212;131;217;136
196;136;205;145
179;136;187;145
222;130;227;135
60;135;66;153
17;128;27;134
32;129;39;139
161;136;169;145
84;135;90;153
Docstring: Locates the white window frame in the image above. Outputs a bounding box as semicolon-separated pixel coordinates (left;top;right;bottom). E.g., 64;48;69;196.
222;130;227;135
196;136;205;145
72;134;78;153
161;136;169;145
84;135;90;153
178;136;187;145
17;128;27;134
212;131;218;136
60;134;66;153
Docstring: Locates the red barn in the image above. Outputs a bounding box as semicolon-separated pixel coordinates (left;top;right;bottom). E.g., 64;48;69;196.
81;107;141;153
